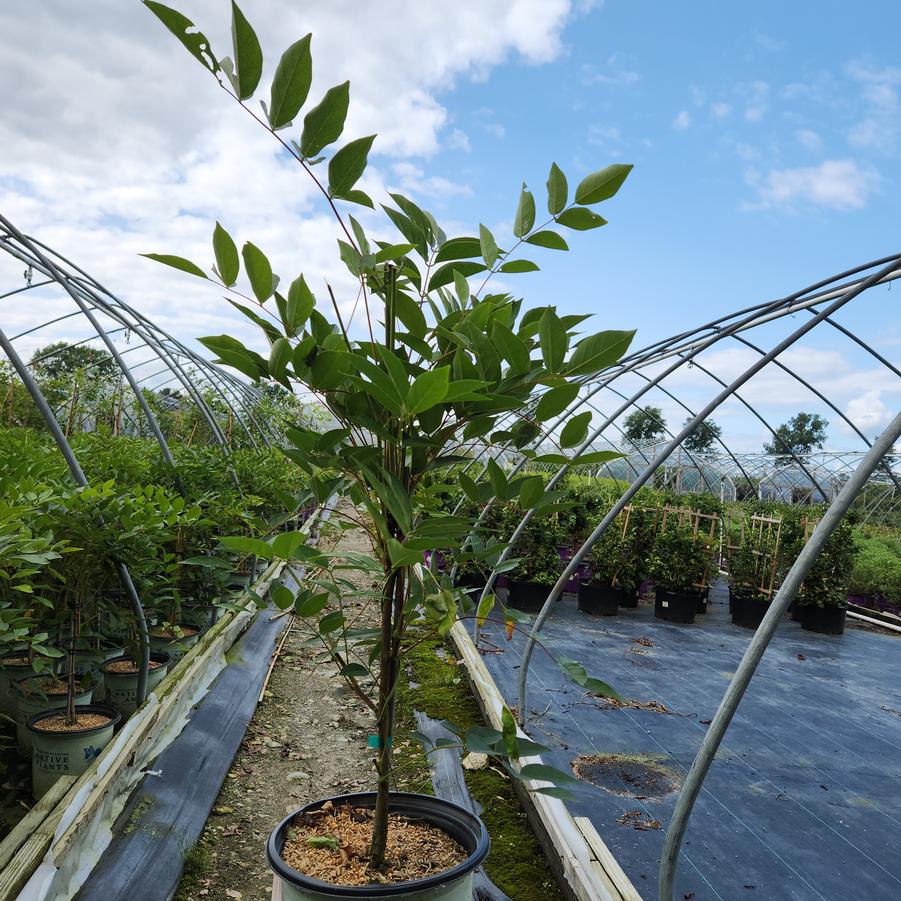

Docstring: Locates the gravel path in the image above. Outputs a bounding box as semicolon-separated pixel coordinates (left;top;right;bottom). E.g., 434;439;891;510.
177;511;378;900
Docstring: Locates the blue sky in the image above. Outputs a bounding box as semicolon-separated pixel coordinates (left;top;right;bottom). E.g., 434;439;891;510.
411;0;899;343
0;0;897;453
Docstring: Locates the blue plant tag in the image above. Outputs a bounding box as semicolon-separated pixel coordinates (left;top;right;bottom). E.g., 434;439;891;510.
367;734;393;749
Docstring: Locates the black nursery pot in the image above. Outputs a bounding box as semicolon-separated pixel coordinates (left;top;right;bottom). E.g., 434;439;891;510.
267;792;490;899
453;574;487;597
654;588;699;624
578;582;625;616
801;604;847;635
730;590;771;629
789;596;803;622
507;580;551;613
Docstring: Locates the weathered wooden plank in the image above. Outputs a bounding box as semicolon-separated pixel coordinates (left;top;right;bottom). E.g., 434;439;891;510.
575;816;643;901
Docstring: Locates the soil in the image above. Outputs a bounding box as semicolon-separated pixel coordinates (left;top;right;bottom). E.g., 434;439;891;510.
35;711;113;732
572;753;681;799
151;625;200;639
105;658;165;674
281;802;466;886
15;677;73;697
176;512;380;900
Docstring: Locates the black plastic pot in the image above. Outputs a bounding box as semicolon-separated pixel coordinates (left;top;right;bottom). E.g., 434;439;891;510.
654;588;699;624
801;604;846;635
507;580;551;613
789;596;803;622
268;792;489;899
619;589;639;609
577;583;624;616
730;591;772;629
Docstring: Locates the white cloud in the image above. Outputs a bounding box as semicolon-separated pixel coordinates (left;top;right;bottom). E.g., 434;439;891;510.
743;81;769;122
0;0;585;353
748;159;879;211
710;101;732;119
672;110;691;131
391;162;473;200
845;60;901;154
446;129;472;152
795;128;822;151
580;53;639;87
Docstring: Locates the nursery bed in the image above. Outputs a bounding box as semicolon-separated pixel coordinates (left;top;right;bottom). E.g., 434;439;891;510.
474;586;901;901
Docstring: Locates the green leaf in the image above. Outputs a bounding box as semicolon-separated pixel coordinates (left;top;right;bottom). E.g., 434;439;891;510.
140;253;207;279
268;35;312;130
501;706;519;759
525;230;568;251
241;242;274;302
499;259;539;274
340;663;369;679
428;261;487;292
300;81;350;158
219;536;273;558
487;458;508;500
574;163;633;205
534;450;622;466
270;584;294;610
538;308;567;372
393;291;427;338
475;592;495;627
407;368;449;415
490;322;530;374
555;208;607;231
144;2;218;73
546;162;568;215
453;270;469;304
307;834;341;850
434;237;481;263
513;183;536;238
519;763;580;784
536;384;579;421
212;222;239;286
230;1;262;99
269;337;292;380
560;411;592;448
286;275;316;333
319;610;345;634
295;591;328;617
519;475;545;509
479;224;499;267
566;329;636;376
328;135;375;198
387;537;423;568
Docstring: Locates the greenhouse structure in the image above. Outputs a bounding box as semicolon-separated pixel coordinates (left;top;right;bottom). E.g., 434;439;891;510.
1;212;899;901
1;4;900;901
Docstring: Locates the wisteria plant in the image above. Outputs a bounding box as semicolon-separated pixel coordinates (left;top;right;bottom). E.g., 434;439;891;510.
145;0;635;877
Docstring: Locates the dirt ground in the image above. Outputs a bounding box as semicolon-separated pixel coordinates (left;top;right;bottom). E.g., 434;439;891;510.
177;514;379;901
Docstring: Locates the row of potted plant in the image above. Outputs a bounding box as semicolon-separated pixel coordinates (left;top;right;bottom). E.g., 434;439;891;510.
0;427;310;799
725;502;858;635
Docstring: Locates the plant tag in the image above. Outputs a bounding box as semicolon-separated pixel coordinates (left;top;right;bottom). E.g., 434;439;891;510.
662;600;669;608
367;734;393;749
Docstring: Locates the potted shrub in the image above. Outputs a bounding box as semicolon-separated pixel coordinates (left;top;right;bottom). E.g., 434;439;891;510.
648;516;713;624
727;544;774;630
25;484;125;797
507;523;564;613
578;501;642;615
146;1;632;893
797;517;856;635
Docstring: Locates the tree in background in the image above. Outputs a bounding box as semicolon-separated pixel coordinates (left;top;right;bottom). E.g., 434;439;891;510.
764;412;828;465
682;416;722;454
623;405;666;445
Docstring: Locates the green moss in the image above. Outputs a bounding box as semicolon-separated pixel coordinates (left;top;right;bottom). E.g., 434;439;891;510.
124;796;154;833
394;634;564;901
175;835;212;900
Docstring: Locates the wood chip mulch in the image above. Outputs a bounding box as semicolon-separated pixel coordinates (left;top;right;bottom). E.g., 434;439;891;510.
281;802;466;887
105;659;164;673
37;711;114;732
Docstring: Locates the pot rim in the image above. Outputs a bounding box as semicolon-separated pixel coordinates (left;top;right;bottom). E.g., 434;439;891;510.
267;791;489;897
27;703;122;736
100;650;171;676
12;672;92;698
